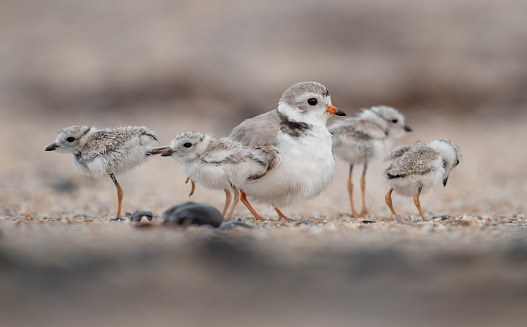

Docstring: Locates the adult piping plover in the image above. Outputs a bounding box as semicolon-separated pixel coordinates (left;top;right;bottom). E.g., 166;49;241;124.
155;131;278;220
45;125;159;219
229;81;346;220
329;106;412;216
384;138;461;221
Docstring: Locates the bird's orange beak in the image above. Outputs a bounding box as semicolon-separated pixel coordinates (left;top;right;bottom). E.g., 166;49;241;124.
326;105;346;116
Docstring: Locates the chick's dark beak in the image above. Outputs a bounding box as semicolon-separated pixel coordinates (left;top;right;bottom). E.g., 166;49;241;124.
45;143;58;151
443;177;449;187
404;125;413;132
161;149;175;157
147;146;170;156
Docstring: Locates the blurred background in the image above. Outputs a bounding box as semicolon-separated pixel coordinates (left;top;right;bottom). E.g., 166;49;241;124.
2;0;527;122
1;0;527;326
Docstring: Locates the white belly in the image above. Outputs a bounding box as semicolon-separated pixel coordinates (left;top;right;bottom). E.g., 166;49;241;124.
389;170;443;197
180;161;232;191
242;127;335;207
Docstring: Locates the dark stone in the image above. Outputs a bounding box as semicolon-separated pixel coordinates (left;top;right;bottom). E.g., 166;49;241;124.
361;220;375;224
220;221;253;230
295;220;312;226
161;202;223;228
129;211;153;222
441;216;449;221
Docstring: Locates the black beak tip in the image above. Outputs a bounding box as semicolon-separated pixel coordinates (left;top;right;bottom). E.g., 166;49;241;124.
160;150;172;157
443;179;448;187
45;144;57;151
404;125;413;132
336;109;347;116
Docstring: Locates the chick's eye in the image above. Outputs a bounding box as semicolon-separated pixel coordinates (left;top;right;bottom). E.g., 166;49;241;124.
66;137;75;142
183;142;192;148
391;119;398;123
307;98;318;106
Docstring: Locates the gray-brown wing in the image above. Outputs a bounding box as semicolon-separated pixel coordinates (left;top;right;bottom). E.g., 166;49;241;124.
386;146;439;178
229;109;280;147
82;127;157;160
384;145;412;162
330;118;385;140
84;130;127;156
248;145;281;180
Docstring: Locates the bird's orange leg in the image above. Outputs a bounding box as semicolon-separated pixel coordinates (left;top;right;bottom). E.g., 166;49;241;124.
385;188;397;216
274;207;294;221
110;173;123;219
359;163;368;216
222;189;232;217
239;191;265;221
413;187;427;221
227;191;241;220
185;178;196;197
347;164;358;217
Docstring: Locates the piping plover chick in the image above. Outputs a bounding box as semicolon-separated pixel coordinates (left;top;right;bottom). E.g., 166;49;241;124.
157;131;277;220
384;138;461;221
329;106;412;217
229;81;346;220
45;125;159;219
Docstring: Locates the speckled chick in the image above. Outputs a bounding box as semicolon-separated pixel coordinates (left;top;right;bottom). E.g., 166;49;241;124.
45;125;159;219
158;131;279;220
229;81;346;220
329;106;412;217
384;138;461;221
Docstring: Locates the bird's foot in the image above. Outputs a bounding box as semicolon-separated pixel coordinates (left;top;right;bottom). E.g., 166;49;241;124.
393;215;406;223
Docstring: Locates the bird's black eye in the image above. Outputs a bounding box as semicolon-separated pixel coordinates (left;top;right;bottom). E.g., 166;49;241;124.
392;119;398;123
66;137;75;142
307;98;318;106
183;142;192;148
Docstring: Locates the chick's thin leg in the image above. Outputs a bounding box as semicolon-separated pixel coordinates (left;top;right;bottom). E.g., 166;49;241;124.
413;187;426;221
359;162;368;216
185;177;196;197
274;207;294;221
385;188;397;216
222;189;232;217
240;190;265;221
227;190;241;220
110;173;123;219
347;164;358;217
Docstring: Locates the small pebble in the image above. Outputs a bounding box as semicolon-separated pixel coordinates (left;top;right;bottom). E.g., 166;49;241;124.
220;221;253;231
129;211;153;223
295;220;312;227
161;202;223;228
361;220;375;224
